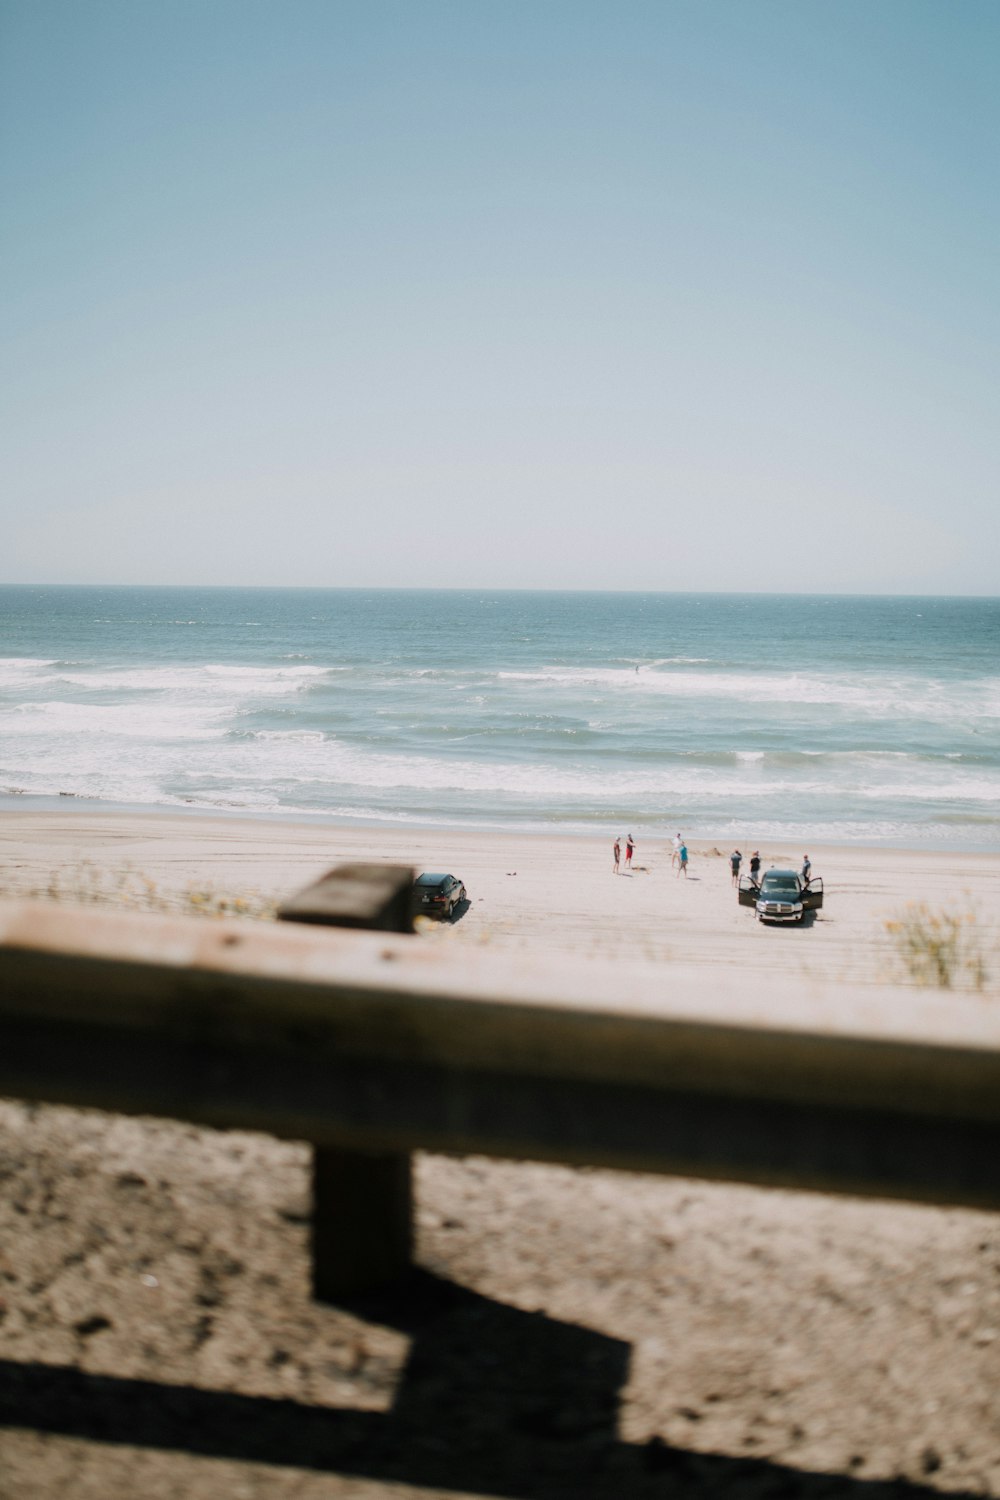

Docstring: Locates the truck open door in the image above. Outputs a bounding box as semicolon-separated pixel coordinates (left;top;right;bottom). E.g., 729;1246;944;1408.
802;877;824;912
738;874;760;908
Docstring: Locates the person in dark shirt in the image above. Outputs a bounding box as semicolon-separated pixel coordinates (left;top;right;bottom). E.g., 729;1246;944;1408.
729;849;742;886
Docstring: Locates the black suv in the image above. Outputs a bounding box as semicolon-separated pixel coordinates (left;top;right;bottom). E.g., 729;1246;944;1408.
413;872;467;920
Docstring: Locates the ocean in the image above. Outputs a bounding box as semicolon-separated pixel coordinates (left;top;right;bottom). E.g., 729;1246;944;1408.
1;586;998;850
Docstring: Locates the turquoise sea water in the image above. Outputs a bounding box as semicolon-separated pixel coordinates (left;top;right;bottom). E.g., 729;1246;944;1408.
1;587;998;849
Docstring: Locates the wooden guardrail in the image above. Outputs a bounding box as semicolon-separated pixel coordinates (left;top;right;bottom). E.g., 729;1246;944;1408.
1;866;999;1298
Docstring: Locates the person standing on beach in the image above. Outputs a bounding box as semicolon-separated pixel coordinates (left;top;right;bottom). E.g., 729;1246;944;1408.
672;833;682;868
749;850;761;882
625;834;635;870
613;837;620;874
801;854;812;885
730;848;742;886
677;842;689;878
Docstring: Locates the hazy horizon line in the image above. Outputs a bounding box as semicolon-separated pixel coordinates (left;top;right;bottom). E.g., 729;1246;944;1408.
1;582;997;602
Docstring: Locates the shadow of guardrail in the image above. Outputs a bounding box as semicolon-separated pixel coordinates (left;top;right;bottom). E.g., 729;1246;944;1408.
0;1271;975;1499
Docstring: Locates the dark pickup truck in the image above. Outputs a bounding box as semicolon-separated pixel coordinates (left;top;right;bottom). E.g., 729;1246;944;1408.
738;868;824;924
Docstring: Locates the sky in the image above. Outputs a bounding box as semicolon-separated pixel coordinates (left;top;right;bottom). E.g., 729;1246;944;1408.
2;0;998;593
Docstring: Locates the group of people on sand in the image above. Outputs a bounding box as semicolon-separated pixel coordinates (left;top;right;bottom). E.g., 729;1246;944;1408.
612;832;689;876
613;839;815;887
671;832;689;877
729;848;761;886
611;834;635;874
729;848;812;886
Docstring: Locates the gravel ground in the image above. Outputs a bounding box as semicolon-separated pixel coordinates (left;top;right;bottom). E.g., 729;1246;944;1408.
1;1099;999;1499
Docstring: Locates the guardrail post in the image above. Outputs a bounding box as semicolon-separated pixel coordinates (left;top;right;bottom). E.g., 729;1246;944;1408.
279;863;415;1299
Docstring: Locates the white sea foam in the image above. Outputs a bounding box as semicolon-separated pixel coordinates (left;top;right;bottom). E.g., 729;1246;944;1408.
0;657;59;685
5;708;999;811
149;732;1000;804
4;699;226;739
47;663;328;696
495;665;1000;721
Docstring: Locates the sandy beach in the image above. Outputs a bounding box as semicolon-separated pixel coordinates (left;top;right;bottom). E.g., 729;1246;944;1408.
2;806;999;986
2;808;1000;1497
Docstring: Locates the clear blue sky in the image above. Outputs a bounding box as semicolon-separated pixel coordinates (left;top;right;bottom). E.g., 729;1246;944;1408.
3;0;998;592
